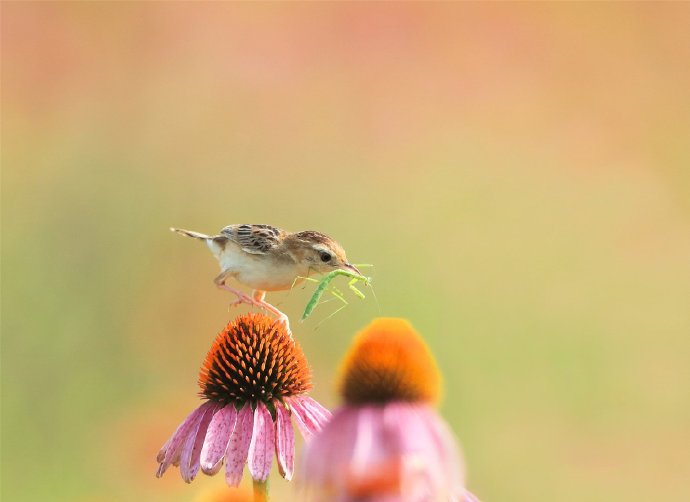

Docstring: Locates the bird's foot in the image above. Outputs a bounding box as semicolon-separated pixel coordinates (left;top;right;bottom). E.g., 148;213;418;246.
251;293;292;337
216;283;261;310
273;313;292;338
228;293;262;310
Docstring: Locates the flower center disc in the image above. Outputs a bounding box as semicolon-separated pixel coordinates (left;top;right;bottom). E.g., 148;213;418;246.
339;318;441;404
199;313;311;406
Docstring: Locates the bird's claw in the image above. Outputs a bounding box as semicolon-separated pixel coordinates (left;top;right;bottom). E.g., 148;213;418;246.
228;293;261;309
274;313;292;338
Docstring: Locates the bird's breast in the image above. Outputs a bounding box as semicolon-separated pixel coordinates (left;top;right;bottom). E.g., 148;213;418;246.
219;247;304;291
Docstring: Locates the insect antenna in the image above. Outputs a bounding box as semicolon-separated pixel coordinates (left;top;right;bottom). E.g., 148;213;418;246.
367;281;381;315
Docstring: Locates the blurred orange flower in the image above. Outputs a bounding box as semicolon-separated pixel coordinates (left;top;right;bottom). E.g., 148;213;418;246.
303;318;479;502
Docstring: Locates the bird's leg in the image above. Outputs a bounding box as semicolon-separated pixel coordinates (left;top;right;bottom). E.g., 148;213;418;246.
213;273;258;308
252;290;291;336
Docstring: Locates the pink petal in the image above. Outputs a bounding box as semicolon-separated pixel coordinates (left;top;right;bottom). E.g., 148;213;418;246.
463;491;481;502
300;396;332;425
289;396;331;440
248;402;275;482
200;404;238;475
224;403;254;487
384;403;465;499
303;404;469;500
156;401;214;478
385;403;442;493
302;407;359;487
332;406;405;498
173;403;220;469
180;403;218;482
421;406;465;493
349;405;391;478
275;404;295;480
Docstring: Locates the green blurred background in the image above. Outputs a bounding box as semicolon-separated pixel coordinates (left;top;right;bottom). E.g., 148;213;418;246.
3;3;689;501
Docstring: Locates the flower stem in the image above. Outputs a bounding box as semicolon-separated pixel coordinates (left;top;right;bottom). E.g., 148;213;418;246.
253;478;269;502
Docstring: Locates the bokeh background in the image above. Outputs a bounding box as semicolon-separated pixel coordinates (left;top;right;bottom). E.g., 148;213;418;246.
3;3;690;501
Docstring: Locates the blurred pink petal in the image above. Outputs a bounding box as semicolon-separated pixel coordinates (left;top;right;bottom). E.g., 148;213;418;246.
275;404;295;480
302;407;359;487
303;403;466;501
463;490;481;502
350;406;386;475
225;403;254;487
383;402;465;499
200;404;238;475
247;402;275;482
420;406;465;496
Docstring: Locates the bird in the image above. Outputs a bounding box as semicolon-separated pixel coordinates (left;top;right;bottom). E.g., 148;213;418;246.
170;224;361;332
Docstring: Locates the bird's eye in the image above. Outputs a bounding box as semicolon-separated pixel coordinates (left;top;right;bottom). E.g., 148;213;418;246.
320;252;332;263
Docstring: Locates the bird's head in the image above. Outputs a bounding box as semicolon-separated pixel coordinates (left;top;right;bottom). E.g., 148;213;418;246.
289;231;361;276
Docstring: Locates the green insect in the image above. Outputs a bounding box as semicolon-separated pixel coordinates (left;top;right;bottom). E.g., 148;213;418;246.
298;267;373;322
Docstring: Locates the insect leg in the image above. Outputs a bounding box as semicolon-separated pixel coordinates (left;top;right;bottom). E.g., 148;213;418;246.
329;287;349;305
315;289;350;330
347;277;366;300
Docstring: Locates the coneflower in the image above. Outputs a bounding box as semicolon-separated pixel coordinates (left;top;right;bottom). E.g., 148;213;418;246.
302;318;480;502
156;313;330;495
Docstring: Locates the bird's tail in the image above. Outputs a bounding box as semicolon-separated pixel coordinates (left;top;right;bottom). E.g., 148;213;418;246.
170;227;211;240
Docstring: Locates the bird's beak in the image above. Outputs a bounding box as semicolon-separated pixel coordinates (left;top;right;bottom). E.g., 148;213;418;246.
343;263;362;275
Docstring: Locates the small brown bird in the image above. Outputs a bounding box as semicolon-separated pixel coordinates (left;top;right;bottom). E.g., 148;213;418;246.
171;224;361;330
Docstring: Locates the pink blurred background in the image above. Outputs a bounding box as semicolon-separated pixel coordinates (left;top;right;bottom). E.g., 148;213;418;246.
3;3;689;501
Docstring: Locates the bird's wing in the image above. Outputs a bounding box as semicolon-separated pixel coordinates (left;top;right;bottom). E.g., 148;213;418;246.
219;224;284;255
